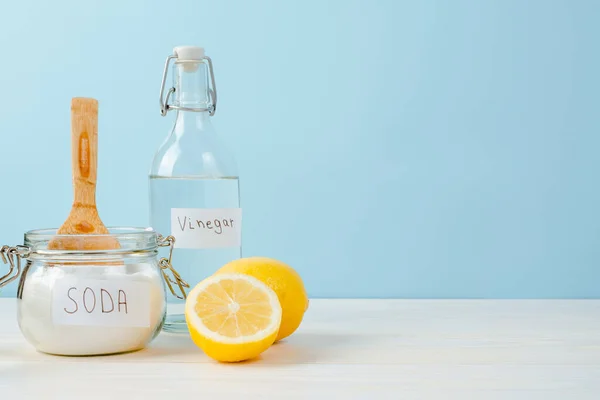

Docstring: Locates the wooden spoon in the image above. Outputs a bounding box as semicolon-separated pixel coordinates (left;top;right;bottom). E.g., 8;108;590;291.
48;98;120;251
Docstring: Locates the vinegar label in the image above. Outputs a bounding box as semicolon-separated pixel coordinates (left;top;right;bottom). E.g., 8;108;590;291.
170;208;242;249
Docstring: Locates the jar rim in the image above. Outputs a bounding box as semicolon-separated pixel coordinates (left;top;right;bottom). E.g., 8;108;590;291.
23;227;162;256
25;226;156;240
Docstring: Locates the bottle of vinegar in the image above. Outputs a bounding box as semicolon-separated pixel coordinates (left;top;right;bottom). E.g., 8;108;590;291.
149;46;241;333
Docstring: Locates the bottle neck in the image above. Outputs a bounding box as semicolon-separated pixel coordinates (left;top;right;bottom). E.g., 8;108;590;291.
174;62;210;109
173;62;212;135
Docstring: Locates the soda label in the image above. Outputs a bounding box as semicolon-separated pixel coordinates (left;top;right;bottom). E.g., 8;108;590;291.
53;278;151;327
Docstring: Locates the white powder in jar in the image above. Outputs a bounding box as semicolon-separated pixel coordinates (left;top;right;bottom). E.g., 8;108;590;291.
17;263;166;356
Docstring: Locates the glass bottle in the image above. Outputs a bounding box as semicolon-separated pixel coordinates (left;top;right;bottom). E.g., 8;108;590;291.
149;46;242;333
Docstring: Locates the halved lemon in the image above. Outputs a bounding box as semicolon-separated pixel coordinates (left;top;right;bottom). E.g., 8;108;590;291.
185;273;282;362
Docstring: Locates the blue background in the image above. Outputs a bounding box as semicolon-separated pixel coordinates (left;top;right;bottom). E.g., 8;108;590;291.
0;0;598;298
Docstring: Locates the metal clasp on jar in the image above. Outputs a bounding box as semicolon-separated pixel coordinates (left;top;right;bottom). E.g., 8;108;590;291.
157;235;189;299
0;245;30;288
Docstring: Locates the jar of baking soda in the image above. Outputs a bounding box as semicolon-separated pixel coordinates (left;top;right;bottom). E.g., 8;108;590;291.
0;228;187;356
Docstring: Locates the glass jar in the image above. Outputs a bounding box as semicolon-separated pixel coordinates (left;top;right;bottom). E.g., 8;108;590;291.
0;227;187;356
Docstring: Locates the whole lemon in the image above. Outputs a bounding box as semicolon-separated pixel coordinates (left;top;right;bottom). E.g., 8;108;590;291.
216;257;308;341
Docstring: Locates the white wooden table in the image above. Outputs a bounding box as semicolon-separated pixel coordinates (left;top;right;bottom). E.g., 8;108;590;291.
1;299;600;399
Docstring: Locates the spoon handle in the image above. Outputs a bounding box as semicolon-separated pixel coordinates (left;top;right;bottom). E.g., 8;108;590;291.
70;98;99;207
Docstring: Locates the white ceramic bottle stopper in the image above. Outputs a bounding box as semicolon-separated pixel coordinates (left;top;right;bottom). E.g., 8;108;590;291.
173;46;205;73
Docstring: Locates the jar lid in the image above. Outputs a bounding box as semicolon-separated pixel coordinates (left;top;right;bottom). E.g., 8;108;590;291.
23;227;161;256
2;228;187;299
